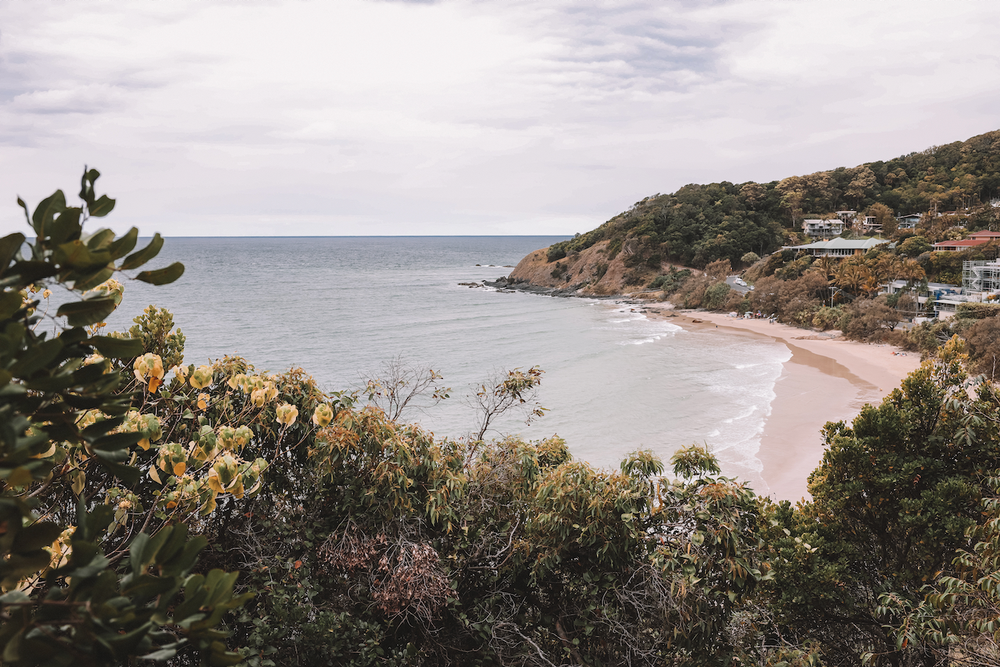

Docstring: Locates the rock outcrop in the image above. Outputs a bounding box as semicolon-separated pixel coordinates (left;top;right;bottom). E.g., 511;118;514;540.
497;240;672;298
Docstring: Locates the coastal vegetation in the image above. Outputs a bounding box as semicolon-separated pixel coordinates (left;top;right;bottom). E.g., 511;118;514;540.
513;129;1000;296
7;156;1000;666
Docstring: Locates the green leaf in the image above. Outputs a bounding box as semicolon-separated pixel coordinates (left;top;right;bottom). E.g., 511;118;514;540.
79;167;100;206
12;522;62;552
0;289;23;319
89;194;115;218
0;233;26;277
107;227;138;259
90;335;143;359
136;262;184;286
85;228;116;250
95;458;140;486
57;296;119;327
31;190;66;238
71;265;114;292
121;234;163;271
48;206;82;245
16;198;30;226
0;590;29;604
140;648;179;661
91;431;141;452
9;339;63;377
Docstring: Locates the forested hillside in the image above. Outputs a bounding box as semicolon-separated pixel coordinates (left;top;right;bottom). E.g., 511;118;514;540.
520;129;1000;294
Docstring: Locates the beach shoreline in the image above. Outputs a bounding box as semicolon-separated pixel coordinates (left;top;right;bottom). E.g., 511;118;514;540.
642;304;922;502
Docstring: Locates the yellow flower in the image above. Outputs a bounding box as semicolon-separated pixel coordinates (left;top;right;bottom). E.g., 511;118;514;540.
250;388;266;407
133;353;165;392
312;404;334;427
197;393;209;410
263;381;278;403
42;289;52;299
137;413;162;450
86;278;124;306
276;403;298;426
171;364;189;383
190;365;213;390
233;426;253;450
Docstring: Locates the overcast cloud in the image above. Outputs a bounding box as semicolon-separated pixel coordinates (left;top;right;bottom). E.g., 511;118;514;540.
2;0;999;236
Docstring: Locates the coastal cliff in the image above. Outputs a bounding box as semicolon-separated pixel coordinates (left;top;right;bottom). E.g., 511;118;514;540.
504;238;687;297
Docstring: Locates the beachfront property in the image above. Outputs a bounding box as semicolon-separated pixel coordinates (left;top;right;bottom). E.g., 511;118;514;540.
785;237;890;257
964;259;1000;293
882;279;959;319
883;257;1000;319
801;218;844;239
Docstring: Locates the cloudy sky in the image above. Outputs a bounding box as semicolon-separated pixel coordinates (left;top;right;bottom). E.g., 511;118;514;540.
2;0;999;237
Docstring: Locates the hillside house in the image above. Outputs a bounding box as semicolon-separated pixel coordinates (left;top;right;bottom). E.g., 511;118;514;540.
786;237;889;257
802;218;844;239
932;231;1000;252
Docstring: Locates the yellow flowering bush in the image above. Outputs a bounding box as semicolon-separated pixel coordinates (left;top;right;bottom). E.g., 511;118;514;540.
123;411;162;450
190;365;213;389
133;353;165;392
171;364;189;383
313;403;334;427
276;403;298;426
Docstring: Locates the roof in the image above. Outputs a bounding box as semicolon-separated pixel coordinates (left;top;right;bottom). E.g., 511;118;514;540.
790;237;890;251
968;231;1000;239
933;239;989;249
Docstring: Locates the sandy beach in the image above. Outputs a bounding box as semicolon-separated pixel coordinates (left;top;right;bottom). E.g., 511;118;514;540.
644;305;922;503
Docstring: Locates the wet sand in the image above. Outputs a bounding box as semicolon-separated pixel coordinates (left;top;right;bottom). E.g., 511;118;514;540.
644;305;921;502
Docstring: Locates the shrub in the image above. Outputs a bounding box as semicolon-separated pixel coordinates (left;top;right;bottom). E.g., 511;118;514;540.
955;302;1000;320
812;305;845;330
703;281;731;310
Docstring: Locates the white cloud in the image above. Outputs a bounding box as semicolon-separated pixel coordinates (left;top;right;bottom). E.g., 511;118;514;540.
1;0;999;236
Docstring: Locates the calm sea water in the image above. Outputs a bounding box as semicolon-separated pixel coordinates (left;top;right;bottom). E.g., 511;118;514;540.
97;237;789;492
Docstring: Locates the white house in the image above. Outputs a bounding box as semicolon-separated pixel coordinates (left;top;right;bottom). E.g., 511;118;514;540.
786;237;890;257
802;218;844;239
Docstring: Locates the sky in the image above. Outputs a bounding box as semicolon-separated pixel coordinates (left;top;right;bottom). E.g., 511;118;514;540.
2;0;999;237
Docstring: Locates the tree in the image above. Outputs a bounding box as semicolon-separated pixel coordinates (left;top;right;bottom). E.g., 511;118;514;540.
469;366;546;442
963;316;1000;380
898;235;932;258
882;473;1000;666
740;251;760;266
0;169;251;665
869;203;896;236
847;166;877;207
362;355;449;421
761;340;1000;665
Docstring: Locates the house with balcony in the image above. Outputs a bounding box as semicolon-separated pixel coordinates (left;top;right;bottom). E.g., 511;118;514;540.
802;218;844;239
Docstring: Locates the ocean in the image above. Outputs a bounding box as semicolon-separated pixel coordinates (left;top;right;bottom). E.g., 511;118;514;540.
98;237;790;492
